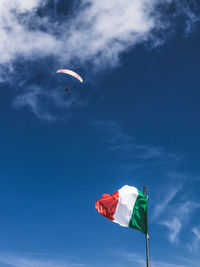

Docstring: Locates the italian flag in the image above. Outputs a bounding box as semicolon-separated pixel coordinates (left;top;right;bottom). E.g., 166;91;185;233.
95;185;148;234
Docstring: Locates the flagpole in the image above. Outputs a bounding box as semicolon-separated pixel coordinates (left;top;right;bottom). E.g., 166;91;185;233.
143;186;149;267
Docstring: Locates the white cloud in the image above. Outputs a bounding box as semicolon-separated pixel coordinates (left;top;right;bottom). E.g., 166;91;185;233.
1;0;199;69
0;0;64;65
0;0;155;73
66;0;156;68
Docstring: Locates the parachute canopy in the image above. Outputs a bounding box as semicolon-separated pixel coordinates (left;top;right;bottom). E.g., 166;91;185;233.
56;69;83;83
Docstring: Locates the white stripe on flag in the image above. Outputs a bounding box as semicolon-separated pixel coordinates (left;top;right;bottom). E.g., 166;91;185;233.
113;185;138;227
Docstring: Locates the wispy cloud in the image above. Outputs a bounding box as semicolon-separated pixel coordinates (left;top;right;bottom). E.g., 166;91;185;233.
92;120;180;168
171;1;200;34
178;256;200;267
151;175;200;243
161;217;182;243
192;227;200;242
92;121;135;145
160;200;200;243
0;254;86;267
153;184;182;220
116;251;186;267
12;83;88;121
13;86;56;121
187;226;200;252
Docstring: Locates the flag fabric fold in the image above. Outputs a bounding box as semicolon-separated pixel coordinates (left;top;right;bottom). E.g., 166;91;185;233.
95;185;148;234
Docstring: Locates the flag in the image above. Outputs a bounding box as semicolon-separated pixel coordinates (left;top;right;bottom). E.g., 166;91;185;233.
95;185;148;234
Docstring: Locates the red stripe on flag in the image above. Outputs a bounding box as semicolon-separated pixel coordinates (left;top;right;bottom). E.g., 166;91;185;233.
95;191;119;221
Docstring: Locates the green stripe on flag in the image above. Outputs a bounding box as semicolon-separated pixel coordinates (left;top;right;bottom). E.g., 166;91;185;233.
129;190;148;234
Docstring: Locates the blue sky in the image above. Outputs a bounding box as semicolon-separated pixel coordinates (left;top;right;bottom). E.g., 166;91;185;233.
0;0;200;266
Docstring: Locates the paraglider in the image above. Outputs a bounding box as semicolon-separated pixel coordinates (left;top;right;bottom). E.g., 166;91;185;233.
56;69;83;83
